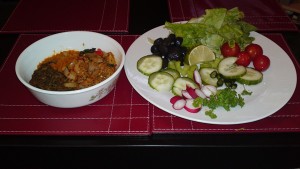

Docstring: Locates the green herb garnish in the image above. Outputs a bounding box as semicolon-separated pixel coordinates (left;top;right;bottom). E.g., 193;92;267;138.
241;89;252;95
193;87;245;119
241;85;252;95
205;109;217;119
79;48;96;56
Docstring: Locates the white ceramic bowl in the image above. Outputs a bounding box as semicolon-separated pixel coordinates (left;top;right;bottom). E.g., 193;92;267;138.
15;31;125;108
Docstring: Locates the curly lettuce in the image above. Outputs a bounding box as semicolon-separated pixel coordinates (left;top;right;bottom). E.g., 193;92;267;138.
164;7;256;56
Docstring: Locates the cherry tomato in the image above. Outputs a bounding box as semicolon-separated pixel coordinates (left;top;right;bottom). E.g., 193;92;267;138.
236;51;251;67
253;55;270;71
221;42;240;57
245;43;263;60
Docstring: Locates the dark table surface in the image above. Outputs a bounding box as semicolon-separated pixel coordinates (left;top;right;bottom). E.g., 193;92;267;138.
1;0;300;168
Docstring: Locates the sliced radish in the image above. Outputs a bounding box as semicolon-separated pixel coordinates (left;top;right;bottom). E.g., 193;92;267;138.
195;88;207;99
184;99;201;113
193;69;202;87
172;99;187;110
170;95;183;104
186;86;198;99
201;85;217;97
182;90;193;99
206;85;217;95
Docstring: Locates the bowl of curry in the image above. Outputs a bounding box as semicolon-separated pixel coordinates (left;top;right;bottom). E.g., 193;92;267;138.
15;31;125;108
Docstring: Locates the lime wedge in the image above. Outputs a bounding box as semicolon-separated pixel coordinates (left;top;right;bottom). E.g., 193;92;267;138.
185;45;215;65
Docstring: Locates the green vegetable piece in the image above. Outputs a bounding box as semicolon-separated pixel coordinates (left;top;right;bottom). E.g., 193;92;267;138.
187;65;198;79
165;7;257;54
182;63;190;76
241;89;252;96
137;55;163;76
210;71;218;78
200;57;222;69
174;61;190;77
205;110;217;119
168;60;176;70
174;61;183;73
193;87;245;113
161;68;181;80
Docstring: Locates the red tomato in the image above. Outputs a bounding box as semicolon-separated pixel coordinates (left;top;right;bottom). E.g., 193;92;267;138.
245;43;263;60
236;51;251;67
221;42;240;57
253;55;270;71
95;48;103;56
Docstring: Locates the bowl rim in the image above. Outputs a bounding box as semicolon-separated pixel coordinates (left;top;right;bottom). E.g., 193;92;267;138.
15;31;126;95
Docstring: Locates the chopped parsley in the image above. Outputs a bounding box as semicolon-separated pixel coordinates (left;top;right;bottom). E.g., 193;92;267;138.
205;109;217;119
241;89;252;95
241;85;253;96
193;87;245;119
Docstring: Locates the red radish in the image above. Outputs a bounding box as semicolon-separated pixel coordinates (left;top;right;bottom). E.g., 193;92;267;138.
182;90;193;99
186;86;198;99
193;70;202;87
170;95;183;104
170;95;186;110
184;99;201;113
172;99;186;110
195;88;207;99
201;85;217;97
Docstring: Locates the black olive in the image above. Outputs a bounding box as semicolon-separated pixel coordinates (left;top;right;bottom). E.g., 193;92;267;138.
162;38;172;46
167;34;176;46
167;34;176;41
179;56;185;66
162;57;169;69
154;38;163;46
167;47;182;61
174;37;183;47
159;44;169;56
180;46;188;56
151;45;160;55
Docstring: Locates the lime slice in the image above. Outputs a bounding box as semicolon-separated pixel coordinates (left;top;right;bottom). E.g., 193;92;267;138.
185;45;215;65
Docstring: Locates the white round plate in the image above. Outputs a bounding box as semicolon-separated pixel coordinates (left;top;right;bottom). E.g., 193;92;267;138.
124;24;297;124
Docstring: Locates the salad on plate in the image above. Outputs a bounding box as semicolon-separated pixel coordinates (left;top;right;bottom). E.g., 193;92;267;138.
136;7;272;119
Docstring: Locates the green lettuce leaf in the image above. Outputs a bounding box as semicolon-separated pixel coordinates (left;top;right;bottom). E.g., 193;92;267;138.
164;7;256;55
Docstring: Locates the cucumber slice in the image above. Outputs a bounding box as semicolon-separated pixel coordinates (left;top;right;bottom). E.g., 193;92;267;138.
137;55;162;76
237;67;263;85
172;77;199;96
161;68;180;80
218;57;246;79
199;68;218;86
148;72;174;92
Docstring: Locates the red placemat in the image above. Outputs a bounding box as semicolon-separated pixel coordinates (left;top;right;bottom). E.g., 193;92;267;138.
1;34;299;135
153;33;300;133
167;0;298;32
0;34;151;136
0;0;129;33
